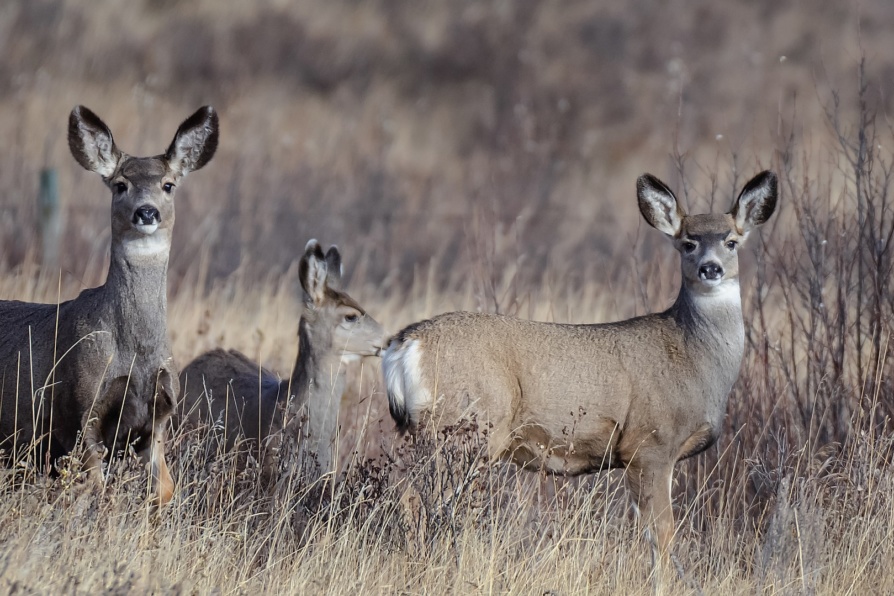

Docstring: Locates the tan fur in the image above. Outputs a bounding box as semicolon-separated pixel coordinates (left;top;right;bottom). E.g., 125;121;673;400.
179;241;385;478
0;106;219;506
384;171;778;561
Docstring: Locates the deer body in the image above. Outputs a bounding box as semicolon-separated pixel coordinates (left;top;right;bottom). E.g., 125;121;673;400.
384;171;777;558
0;105;218;505
0;266;173;454
180;241;384;476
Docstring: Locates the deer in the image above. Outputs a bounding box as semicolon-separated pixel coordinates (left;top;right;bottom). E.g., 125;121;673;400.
0;105;219;506
179;240;385;480
383;171;777;564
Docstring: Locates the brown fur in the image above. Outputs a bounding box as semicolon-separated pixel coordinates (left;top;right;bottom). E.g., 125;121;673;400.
384;171;778;562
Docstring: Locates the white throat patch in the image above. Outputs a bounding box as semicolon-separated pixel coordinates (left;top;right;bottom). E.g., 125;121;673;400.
693;279;741;306
122;232;169;258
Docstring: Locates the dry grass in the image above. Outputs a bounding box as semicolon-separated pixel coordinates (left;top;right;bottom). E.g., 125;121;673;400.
2;1;894;594
2;163;893;593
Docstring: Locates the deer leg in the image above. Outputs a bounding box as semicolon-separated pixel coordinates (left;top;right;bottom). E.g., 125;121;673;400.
144;366;177;506
142;419;173;507
260;429;283;488
626;462;675;572
79;379;127;489
80;419;107;489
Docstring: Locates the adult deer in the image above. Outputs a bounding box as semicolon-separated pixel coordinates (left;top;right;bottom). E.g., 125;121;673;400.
383;171;777;560
180;240;384;479
0;105;218;505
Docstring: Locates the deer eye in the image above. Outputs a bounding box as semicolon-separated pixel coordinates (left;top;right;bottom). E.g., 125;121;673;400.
344;313;359;323
162;182;175;193
726;240;738;251
115;182;127;194
681;240;697;253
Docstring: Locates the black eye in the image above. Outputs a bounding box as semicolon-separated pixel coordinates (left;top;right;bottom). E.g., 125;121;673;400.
682;240;697;253
115;182;127;194
162;182;174;193
726;240;738;250
344;313;359;323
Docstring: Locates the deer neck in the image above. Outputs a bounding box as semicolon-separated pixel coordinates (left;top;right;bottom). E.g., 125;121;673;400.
102;235;171;336
664;277;746;434
668;278;745;396
671;278;745;366
284;313;345;408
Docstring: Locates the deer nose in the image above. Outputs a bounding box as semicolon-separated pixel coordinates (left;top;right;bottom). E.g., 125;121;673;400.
133;206;160;225
698;262;723;281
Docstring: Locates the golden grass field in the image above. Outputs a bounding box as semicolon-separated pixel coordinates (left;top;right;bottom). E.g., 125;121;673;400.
2;1;894;594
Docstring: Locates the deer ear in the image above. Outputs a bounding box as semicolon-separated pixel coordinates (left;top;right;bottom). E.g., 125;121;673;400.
299;239;330;306
165;106;219;176
68;106;123;179
324;246;343;289
637;174;686;237
729;170;778;234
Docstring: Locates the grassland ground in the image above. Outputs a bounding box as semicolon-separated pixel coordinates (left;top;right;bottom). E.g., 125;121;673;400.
1;145;893;592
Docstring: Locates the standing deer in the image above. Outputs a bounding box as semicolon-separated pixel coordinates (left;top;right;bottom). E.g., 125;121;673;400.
383;171;777;560
180;240;384;478
0;105;218;505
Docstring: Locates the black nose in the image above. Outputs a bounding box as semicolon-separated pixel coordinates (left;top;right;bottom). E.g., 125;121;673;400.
699;263;723;281
133;206;160;225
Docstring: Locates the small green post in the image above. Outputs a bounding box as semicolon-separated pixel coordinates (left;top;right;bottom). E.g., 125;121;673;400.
38;168;62;269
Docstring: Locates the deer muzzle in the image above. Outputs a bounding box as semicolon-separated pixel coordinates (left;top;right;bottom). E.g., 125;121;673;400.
133;205;161;234
698;262;724;283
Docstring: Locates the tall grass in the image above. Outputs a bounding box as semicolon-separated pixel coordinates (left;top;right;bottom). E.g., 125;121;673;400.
1;91;894;592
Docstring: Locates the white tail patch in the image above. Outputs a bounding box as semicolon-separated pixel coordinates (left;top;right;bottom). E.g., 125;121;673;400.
382;338;430;429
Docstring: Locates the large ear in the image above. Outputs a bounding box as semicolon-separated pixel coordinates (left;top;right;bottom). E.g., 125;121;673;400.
637;174;686;237
165;106;219;176
324;246;343;290
729;170;778;234
68;106;123;179
299;239;330;306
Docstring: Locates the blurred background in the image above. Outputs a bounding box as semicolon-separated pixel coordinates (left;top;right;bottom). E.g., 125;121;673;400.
1;0;892;292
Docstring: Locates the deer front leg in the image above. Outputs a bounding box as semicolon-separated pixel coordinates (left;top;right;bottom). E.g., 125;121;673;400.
80;419;107;490
141;365;177;506
626;461;676;576
79;377;129;490
143;418;174;507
